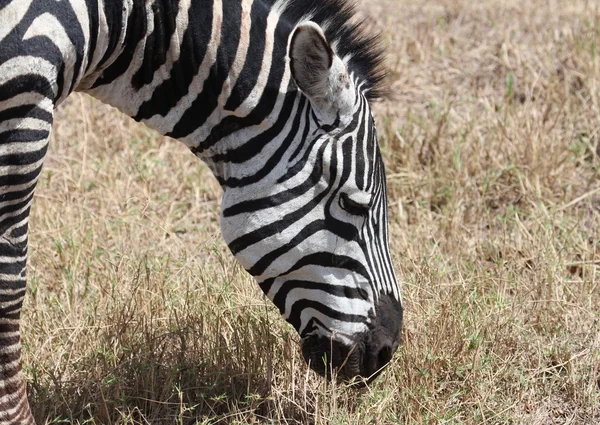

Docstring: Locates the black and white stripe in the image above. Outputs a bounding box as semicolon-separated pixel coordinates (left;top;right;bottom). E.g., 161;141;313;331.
0;0;402;421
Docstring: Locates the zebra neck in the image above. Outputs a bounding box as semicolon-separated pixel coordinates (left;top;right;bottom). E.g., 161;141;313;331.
78;0;303;184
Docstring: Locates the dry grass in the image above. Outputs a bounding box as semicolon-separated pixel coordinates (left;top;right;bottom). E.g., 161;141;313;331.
21;0;600;423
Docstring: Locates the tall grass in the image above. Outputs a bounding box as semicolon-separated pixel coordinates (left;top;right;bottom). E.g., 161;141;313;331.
23;0;599;423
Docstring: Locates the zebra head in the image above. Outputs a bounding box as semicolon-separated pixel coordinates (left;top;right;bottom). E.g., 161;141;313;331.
219;21;402;382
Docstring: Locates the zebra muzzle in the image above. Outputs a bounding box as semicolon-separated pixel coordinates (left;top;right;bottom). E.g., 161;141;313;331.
300;293;403;383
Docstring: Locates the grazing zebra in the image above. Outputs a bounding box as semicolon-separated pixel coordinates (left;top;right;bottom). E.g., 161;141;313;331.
0;0;403;421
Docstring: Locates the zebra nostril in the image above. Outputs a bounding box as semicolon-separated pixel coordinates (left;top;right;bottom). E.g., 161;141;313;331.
377;343;393;367
358;339;394;380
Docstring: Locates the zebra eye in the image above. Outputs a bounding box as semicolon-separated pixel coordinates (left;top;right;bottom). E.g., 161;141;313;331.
339;193;370;217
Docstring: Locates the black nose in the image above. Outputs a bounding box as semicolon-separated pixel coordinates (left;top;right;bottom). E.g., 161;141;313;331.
301;294;402;383
301;329;398;383
361;336;396;379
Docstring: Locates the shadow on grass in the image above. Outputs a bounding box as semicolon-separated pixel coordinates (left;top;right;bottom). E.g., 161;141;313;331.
24;256;316;425
28;316;315;425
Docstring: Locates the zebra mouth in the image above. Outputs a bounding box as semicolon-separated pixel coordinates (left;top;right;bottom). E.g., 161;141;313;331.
300;294;403;383
301;334;365;381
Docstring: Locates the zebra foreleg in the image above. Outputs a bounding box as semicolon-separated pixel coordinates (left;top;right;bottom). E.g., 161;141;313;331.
0;99;52;424
0;235;34;424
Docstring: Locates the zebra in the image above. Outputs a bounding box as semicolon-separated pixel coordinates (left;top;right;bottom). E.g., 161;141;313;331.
0;0;403;421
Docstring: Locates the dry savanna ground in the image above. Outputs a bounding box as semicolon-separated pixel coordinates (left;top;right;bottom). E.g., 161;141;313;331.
22;0;599;423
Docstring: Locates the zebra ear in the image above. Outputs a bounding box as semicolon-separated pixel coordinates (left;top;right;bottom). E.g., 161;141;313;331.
290;22;354;117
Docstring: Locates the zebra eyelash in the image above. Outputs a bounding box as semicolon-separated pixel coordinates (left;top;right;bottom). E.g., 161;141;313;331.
339;193;370;217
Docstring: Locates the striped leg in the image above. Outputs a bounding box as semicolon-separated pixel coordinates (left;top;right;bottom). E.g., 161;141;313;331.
0;96;52;424
0;238;34;425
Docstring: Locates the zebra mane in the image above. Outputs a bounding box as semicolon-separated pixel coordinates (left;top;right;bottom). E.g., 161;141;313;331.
281;0;388;101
